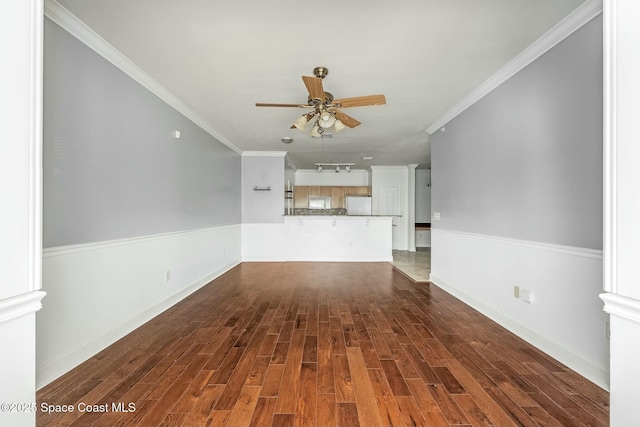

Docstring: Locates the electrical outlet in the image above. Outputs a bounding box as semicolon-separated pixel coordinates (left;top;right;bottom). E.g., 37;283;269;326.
521;288;533;304
165;270;171;282
433;212;441;220
514;285;520;298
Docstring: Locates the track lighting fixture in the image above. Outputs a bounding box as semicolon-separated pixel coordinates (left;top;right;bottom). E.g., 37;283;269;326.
314;163;355;173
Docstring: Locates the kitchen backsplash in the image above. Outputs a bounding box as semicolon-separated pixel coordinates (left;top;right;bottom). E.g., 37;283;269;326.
286;208;347;216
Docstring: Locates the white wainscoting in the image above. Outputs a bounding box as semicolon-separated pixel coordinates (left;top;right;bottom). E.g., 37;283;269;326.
430;228;609;389
241;223;285;262
37;224;241;389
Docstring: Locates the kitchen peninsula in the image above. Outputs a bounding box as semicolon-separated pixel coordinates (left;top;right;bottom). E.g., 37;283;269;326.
284;185;392;261
284;215;393;262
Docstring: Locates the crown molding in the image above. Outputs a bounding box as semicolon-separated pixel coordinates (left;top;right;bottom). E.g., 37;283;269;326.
241;151;288;157
425;0;603;135
369;165;409;170
44;0;243;155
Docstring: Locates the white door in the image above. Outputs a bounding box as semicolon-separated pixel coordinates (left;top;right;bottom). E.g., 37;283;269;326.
376;186;401;249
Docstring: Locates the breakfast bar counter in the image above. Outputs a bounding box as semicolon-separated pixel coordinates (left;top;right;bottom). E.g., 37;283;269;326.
283;215;393;262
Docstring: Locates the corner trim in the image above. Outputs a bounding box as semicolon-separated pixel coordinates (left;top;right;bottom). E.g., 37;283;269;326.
29;0;44;293
43;0;243;155
424;0;603;134
603;0;617;294
0;291;47;324
601;293;640;325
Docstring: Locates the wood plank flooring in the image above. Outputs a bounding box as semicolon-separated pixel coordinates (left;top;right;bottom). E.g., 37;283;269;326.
37;262;609;427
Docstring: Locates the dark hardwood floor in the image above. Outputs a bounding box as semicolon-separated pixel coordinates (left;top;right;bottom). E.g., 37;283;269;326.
37;262;609;426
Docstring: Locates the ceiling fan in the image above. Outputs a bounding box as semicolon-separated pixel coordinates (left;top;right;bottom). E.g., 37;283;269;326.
256;67;386;137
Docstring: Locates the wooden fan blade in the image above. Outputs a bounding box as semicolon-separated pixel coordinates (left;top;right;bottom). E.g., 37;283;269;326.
302;75;324;101
334;110;361;128
334;94;386;108
255;102;306;107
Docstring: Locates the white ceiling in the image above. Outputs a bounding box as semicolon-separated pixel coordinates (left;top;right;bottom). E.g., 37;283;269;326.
55;0;586;170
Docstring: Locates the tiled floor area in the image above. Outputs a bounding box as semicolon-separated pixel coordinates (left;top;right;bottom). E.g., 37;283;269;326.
391;247;431;282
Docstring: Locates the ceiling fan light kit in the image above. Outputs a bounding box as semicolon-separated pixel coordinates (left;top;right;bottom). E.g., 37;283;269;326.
293;115;308;130
320;111;335;128
256;67;386;138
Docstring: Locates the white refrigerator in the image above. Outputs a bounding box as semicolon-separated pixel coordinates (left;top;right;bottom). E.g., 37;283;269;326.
345;196;372;216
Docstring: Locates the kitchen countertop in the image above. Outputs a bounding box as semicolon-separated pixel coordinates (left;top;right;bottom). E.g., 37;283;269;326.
284;214;397;218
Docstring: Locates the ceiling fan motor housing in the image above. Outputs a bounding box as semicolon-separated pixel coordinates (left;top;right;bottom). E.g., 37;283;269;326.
307;92;334;106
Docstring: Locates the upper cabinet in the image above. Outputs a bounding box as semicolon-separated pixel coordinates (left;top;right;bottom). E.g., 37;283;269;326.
293;186;310;208
294;185;371;209
331;187;345;208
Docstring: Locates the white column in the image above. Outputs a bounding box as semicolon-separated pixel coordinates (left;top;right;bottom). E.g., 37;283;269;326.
601;0;640;425
408;164;418;252
0;0;46;426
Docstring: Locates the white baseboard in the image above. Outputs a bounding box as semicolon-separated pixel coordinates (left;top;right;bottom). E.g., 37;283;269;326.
37;225;241;389
36;261;238;389
430;274;609;390
430;228;609;390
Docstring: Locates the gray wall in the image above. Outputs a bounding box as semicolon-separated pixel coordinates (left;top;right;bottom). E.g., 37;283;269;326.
431;15;603;250
241;155;285;223
415;169;431;223
43;19;241;248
